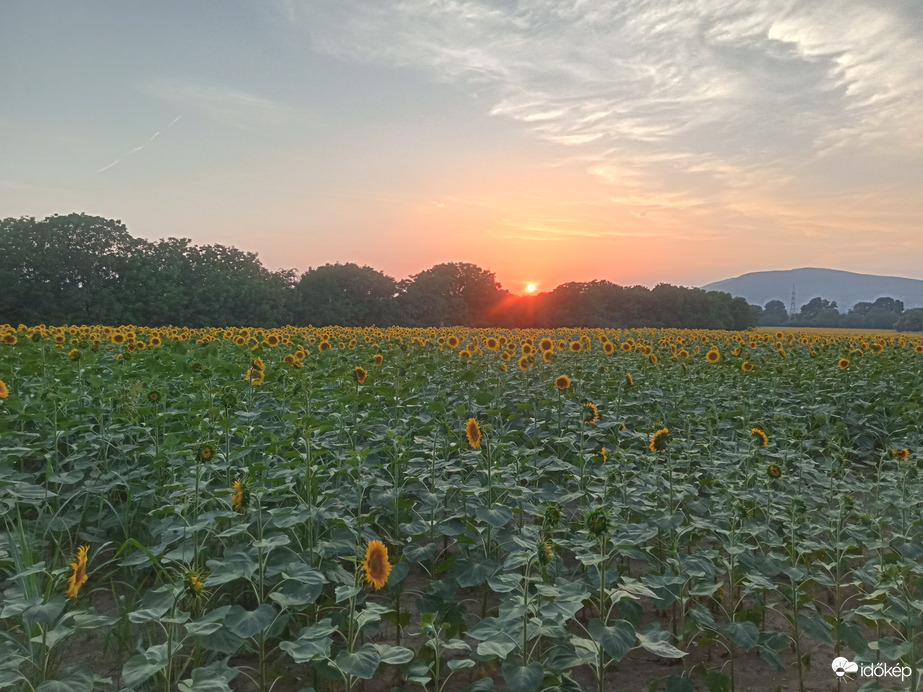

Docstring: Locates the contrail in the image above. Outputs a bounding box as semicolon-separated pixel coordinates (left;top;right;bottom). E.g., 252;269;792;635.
97;115;182;173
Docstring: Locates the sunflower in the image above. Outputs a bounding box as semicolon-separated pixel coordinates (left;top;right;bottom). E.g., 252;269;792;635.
111;332;126;345
148;391;160;403
354;366;368;384
599;447;608;464
0;380;8;399
539;338;554;352
706;349;720;363
232;479;244;511
458;350;471;359
767;464;782;479
68;349;80;361
603;341;614;354
584;402;599;424
447;335;459;348
838;358;850;370
517;355;531;371
554;375;571;391
542;350;553;363
252;357;265;371
537;540;555;567
247;368;265;386
233;335;247;346
649;354;658;365
372;354;384;366
199;445;214;462
742;361;754;372
625;373;634;387
569;341;582;353
65;545;90;598
751;427;768;448
1;333;16;345
183;566;209;600
361;540;392;591
893;448;910;461
620;341;632;352
649;427;669;452
679;349;689;359
318;341;331;352
466;418;482;449
585;508;610;536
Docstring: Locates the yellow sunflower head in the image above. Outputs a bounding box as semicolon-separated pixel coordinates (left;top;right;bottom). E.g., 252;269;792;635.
466;418;482;449
361;540;392;590
706;349;720;363
554;375;571;391
584;402;599;424
354;366;368;384
751;427;768;448
649;428;669;452
838;358;850;370
65;545;90;598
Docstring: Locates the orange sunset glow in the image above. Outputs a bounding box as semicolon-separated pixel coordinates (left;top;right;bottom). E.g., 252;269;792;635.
3;2;922;292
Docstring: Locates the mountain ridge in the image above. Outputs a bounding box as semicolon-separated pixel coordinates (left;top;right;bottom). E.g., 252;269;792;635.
702;268;923;311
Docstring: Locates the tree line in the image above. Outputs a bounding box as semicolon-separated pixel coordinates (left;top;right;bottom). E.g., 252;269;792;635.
2;213;759;329
756;297;923;332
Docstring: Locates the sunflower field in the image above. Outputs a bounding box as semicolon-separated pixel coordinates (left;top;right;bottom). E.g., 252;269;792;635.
1;324;922;692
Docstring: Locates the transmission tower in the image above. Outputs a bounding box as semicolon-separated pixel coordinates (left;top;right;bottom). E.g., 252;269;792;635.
789;284;796;321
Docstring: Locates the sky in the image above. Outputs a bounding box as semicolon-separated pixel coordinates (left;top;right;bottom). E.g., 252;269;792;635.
3;0;923;295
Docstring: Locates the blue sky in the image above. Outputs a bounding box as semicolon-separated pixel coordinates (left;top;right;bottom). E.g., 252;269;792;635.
3;0;923;293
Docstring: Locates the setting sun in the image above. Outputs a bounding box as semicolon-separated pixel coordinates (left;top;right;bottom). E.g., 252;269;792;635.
525;283;537;293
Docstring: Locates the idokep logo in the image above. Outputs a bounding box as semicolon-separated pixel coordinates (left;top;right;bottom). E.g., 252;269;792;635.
831;657;858;677
831;657;912;682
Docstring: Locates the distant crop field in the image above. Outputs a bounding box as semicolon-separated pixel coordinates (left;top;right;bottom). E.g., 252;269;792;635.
1;324;921;691
755;326;899;336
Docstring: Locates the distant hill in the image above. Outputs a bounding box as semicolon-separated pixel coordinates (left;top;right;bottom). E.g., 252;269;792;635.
703;268;923;311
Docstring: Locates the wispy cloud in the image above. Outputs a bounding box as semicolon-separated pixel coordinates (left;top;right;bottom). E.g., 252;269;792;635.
145;81;291;130
283;0;923;236
97;115;182;173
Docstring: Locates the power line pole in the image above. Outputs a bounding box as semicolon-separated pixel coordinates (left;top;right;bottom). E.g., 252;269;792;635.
789;284;796;322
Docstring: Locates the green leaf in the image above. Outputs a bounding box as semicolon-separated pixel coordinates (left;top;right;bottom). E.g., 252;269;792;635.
185;607;232;636
465;679;495;692
797;614;833;645
476;640;517;659
335;643;380;679
36;667;94;692
374;644;414;664
588;619;636;662
335;585;361;603
177;660;239;692
476;505;512;529
501;660;543;692
720;621;759;652
637;624;687;658
279;620;337;663
122;643;169;687
224;604;277;639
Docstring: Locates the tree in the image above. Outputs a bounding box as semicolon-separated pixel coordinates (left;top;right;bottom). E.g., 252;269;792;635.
294;263;398;326
894;308;923;332
760;300;789;326
400;263;507;326
796;297;840;326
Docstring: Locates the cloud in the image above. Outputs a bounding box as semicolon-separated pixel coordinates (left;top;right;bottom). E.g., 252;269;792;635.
146;81;291;130
282;0;923;236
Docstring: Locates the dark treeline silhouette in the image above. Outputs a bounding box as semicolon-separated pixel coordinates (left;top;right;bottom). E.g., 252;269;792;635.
755;296;920;330
1;213;758;329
